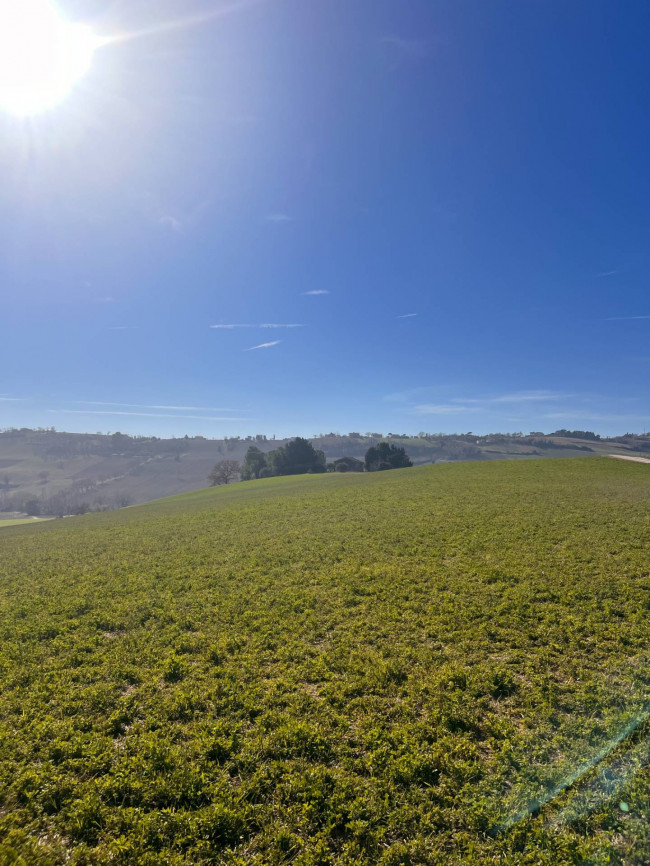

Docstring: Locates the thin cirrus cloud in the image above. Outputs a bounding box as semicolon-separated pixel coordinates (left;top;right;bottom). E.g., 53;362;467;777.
487;390;567;404
159;214;183;234
543;410;650;423
445;390;568;405
605;315;650;321
260;323;303;329
72;401;238;412
413;404;473;416
302;290;330;296
409;390;570;415
210;323;304;329
397;313;418;318
246;340;281;351
210;324;253;329
265;213;293;224
50;410;248;421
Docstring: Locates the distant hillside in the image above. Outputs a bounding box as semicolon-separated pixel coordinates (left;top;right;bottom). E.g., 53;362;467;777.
0;426;648;517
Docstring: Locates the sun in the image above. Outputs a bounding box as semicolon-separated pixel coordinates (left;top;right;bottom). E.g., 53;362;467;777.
0;0;99;116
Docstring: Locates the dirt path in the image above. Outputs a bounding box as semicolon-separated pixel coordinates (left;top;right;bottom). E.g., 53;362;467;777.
609;454;650;464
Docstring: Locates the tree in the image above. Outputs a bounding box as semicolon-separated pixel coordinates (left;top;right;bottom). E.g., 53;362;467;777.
261;438;327;477
241;446;268;481
208;460;240;486
281;437;326;474
266;447;288;477
313;450;327;473
364;442;412;472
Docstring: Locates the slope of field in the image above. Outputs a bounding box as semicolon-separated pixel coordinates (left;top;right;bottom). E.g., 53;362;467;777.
0;459;648;865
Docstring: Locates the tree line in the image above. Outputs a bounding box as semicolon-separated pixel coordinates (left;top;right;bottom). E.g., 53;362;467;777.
209;438;412;486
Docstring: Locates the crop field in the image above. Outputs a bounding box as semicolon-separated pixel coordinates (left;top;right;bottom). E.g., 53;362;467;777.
0;518;53;529
0;458;648;865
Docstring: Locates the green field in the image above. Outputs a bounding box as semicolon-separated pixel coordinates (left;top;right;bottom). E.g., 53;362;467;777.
0;518;54;528
0;459;648;865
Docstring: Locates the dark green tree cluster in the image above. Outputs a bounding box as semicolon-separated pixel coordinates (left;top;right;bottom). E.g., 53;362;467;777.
241;438;326;480
241;439;413;480
240;446;268;480
552;429;601;441
364;441;413;472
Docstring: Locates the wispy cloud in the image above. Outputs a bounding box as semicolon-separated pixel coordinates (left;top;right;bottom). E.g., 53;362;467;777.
265;213;293;224
391;388;574;416
386;387;570;407
386;387;645;432
383;385;455;404
443;390;567;406
50;410;249;421
0;396;27;402
598;270;618;277
210;324;253;329
543;411;649;423
605;315;650;321
413;404;474;416
73;401;238;412
302;290;329;296
259;323;303;329
160;214;183;234
490;390;567;404
397;313;418;319
245;340;281;351
210;323;304;329
149;194;213;235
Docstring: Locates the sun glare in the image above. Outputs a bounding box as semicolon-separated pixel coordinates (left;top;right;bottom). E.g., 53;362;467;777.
0;0;98;116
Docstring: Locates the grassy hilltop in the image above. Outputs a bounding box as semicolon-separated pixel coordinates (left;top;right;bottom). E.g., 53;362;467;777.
0;459;648;864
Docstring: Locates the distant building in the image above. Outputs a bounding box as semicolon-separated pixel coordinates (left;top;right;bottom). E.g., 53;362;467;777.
333;456;365;472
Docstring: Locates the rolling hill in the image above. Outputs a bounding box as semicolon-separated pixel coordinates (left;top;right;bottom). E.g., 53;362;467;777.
0;458;648;864
1;426;649;519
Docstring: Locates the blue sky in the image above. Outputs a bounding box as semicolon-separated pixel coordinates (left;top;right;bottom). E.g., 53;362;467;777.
2;0;649;438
